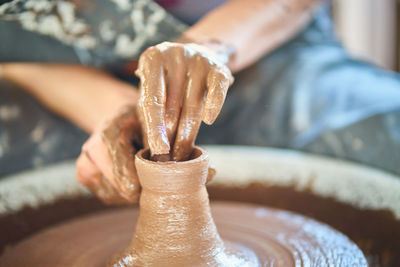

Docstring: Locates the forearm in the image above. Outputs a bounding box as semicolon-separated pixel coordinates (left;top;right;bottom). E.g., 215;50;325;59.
2;63;138;133
182;0;322;72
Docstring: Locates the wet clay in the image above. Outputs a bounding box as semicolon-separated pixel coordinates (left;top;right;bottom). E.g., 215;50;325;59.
135;42;233;161
0;202;367;267
76;147;366;266
86;106;143;204
77;106;143;205
108;147;256;266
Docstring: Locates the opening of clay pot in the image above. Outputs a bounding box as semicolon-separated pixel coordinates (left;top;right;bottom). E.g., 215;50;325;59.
134;146;210;192
138;146;204;162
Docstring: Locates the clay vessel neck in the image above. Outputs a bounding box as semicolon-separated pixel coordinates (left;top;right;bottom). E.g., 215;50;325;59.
135;148;224;266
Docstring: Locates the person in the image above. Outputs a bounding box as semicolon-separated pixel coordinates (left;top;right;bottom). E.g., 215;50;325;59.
1;0;400;203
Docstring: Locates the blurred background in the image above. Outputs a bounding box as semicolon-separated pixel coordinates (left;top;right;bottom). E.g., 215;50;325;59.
333;0;398;72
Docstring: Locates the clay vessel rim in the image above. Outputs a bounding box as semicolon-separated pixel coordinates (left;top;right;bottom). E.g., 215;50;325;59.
136;146;208;166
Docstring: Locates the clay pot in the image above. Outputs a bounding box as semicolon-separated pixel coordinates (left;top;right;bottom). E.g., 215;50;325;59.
109;147;253;266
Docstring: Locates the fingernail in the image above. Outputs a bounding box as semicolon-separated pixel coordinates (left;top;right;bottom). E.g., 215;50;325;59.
149;130;170;155
202;107;216;125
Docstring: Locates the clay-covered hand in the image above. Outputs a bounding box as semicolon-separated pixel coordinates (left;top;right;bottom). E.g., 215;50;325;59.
76;106;142;205
136;42;234;161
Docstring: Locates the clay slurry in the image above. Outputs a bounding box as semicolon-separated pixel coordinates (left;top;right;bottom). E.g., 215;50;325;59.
0;202;367;266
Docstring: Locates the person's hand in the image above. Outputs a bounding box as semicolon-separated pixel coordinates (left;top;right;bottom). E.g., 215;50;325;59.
76;106;142;205
76;104;216;205
136;42;234;161
75;40;232;205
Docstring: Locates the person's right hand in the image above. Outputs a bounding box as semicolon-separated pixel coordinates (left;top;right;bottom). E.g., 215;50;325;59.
136;42;234;161
75;40;234;204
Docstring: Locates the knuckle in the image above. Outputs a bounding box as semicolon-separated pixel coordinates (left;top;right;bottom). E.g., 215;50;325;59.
76;168;91;185
143;46;159;58
76;173;88;185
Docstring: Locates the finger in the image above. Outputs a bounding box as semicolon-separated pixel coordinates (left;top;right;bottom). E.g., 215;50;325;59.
76;152;101;186
82;135;117;189
172;57;208;161
136;48;169;156
202;68;232;125
137;105;149;149
77;153;130;205
102;115;141;201
206;166;216;183
95;176;134;205
163;46;186;147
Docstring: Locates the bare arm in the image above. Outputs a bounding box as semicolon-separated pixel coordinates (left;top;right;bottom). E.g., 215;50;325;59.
2;63;138;133
2;63;142;204
182;0;322;72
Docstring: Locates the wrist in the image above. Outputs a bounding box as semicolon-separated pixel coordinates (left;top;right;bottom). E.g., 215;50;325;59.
0;63;17;82
176;33;235;67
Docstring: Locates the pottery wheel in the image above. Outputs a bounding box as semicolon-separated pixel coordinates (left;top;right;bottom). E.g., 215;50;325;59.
0;201;366;267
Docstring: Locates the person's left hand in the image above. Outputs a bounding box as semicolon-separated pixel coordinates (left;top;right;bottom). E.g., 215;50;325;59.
76;106;142;205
